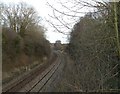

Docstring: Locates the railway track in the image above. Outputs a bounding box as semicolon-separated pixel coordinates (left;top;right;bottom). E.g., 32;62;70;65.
2;51;63;93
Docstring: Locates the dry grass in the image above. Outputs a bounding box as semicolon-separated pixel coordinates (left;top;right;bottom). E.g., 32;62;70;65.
54;54;81;92
2;53;47;85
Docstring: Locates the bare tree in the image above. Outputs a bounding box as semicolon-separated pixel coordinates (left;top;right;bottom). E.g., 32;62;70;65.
1;2;41;37
46;0;120;92
46;0;120;58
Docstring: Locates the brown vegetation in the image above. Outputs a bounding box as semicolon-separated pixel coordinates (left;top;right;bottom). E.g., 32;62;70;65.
67;2;120;91
47;1;120;92
1;2;51;85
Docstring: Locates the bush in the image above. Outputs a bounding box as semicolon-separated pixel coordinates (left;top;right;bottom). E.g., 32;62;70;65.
23;30;51;58
67;12;119;91
2;27;23;60
2;26;51;73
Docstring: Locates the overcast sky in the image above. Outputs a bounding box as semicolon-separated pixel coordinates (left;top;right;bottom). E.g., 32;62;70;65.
0;0;119;43
2;0;114;43
0;0;90;43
